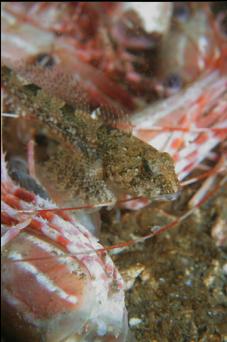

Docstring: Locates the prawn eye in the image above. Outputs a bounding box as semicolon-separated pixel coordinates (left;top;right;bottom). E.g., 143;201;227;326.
173;3;190;22
35;133;48;146
164;73;182;92
217;13;227;38
35;53;56;68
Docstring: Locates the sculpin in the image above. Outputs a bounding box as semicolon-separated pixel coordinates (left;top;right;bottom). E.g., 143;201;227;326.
2;65;180;206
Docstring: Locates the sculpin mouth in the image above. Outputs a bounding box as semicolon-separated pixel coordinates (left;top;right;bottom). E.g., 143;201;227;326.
151;189;181;202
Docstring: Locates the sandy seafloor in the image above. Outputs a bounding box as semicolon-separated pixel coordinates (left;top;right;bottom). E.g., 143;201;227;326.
101;181;227;342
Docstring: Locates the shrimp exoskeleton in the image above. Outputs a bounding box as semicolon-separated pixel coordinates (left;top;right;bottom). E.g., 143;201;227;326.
1;152;128;342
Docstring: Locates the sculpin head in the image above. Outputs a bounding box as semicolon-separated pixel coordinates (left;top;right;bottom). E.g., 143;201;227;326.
99;128;180;201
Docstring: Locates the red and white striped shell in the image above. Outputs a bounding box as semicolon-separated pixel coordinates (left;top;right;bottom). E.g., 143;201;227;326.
1;154;128;341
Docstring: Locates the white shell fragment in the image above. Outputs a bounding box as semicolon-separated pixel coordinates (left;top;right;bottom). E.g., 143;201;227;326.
122;2;173;34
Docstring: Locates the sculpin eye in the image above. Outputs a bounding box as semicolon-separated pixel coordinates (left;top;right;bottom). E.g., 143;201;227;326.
217;12;227;38
164;73;182;91
35;132;48;146
35;53;56;68
173;3;191;22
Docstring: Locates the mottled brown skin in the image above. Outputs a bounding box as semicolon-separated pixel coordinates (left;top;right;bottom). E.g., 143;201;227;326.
97;127;179;198
2;66;180;205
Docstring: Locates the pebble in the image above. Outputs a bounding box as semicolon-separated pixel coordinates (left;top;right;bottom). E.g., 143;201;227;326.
129;317;142;327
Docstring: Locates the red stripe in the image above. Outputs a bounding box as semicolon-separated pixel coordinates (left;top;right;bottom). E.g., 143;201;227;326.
30;218;43;231
182;162;194;173
14;188;35;203
47;221;70;248
186;150;198;161
1;212;18;225
196;134;208;145
2;194;21;209
57;235;70;247
58;210;73;222
39;211;55;221
171;138;183;150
